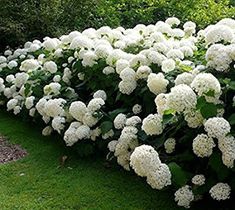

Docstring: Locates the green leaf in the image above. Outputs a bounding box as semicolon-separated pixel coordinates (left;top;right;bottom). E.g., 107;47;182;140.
196;96;217;119
162;113;175;125
196;96;207;110
24;83;31;97
108;108;127;120
228;81;235;90
32;84;43;97
208;152;230;181
100;121;113;134
204;90;215;97
168;162;189;187
228;114;235;125
164;109;176;115
200;103;217;119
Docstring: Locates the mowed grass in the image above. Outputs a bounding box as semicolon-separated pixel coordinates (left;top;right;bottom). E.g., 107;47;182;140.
0;111;226;210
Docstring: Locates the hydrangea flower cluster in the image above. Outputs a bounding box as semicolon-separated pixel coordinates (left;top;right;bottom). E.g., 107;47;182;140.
130;145;171;190
0;17;235;208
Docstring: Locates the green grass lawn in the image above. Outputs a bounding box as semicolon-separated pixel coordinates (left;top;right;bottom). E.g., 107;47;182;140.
0;111;226;210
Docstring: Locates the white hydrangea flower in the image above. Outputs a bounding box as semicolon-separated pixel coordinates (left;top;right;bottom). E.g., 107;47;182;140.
43;37;60;51
14;72;29;88
63;122;82;146
44;61;58;73
118;80;137;95
42;126;53;136
69;101;87;122
130;145;161;177
90;127;101;141
184;110;204;128
53;75;61;82
217;18;235;29
161;59;175;73
218;136;235;168
102;129;114;140
205;25;234;45
146;163;172;190
115;59;130;74
114;128;139;170
164;138;176;154
183;21;196;29
147;50;166;65
25;96;35;109
87;98;105;113
7;98;18;111
147;73;169;95
62;68;72;84
191;174;206;186
0;56;7;64
13;106;21;115
29;108;36;117
155;93;169;115
126;116;141;127
35;98;47;116
132;104;142;114
93;90;107;101
166;49;184;60
52;116;65;133
54;48;63;58
165;17;180;26
82;112;99;127
114;113;127;129
43;82;61;96
43;98;66;118
76;125;91;140
174;185;194;208
108;140;118;152
192;134;215;157
7;60;18;69
191;73;221;101
136;66;152;80
6;75;15;83
77;72;85;80
205;44;231;72
20;59;40;72
204;117;231;139
119;67;136;81
103;66;115;75
69;35;93;50
175;72;194;86
81;50;98;67
209;183;231;201
167;84;197;113
142;114;163;136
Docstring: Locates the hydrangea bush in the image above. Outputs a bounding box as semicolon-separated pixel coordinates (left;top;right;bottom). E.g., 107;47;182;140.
0;17;235;208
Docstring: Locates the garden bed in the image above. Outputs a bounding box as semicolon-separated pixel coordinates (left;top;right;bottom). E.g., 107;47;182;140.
0;135;27;164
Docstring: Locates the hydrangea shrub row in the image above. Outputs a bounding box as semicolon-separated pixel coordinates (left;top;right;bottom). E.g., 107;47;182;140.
0;17;235;208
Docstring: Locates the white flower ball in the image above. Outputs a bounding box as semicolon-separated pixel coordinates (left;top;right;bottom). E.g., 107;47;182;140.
192;134;215;157
76;125;91;140
191;174;206;186
44;61;58;73
147;73;169;95
209;183;231;201
174;185;194;208
142;114;163;136
93;90;107;101
161;59;175;73
69;101;87;122
204;117;231;139
164;138;176;154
